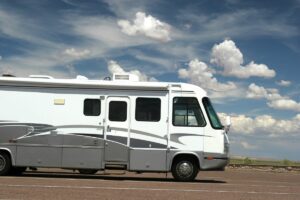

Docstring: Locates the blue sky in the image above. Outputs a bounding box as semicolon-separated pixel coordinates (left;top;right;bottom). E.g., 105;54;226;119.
0;0;300;160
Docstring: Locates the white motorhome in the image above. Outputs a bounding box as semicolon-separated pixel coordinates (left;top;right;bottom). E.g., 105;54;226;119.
0;73;230;181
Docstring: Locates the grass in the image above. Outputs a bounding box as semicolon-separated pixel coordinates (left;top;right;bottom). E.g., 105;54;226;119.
229;157;300;167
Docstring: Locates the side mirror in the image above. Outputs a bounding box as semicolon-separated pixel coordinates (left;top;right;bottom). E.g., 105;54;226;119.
226;116;231;127
225;116;231;133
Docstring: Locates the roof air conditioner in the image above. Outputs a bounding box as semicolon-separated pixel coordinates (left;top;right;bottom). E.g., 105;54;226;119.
113;73;139;82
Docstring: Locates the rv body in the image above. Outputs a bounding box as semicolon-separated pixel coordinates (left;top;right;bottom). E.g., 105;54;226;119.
0;74;229;181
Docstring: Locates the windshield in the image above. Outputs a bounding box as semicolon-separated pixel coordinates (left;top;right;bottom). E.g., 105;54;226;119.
202;97;223;129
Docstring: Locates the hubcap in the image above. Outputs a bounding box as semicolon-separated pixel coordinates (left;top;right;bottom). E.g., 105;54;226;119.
177;162;193;178
0;155;6;171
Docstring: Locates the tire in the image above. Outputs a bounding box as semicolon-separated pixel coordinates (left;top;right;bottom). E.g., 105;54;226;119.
171;158;198;182
78;169;98;175
0;152;12;176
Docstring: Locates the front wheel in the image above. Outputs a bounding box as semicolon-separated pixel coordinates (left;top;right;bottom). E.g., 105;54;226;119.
0;152;12;176
171;158;198;182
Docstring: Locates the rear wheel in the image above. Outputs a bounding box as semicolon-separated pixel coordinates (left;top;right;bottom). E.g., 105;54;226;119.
0;152;12;176
171;158;198;182
78;169;98;175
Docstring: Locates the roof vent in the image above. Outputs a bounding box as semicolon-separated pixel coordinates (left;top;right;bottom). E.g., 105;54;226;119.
113;73;139;82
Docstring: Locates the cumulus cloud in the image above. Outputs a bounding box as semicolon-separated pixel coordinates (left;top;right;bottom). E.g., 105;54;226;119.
276;80;291;87
63;48;91;59
178;59;236;92
107;60;157;81
118;12;171;42
246;83;268;99
246;83;300;111
210;39;276;79
267;99;300;111
107;60;126;74
219;112;300;137
246;83;281;100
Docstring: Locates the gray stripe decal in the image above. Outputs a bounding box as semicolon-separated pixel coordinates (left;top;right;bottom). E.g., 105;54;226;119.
110;127;166;140
54;125;104;129
0;124;104;136
71;133;104;139
107;135;127;145
0;123;54;136
170;133;210;145
1;123;205;147
130;138;167;149
71;133;166;148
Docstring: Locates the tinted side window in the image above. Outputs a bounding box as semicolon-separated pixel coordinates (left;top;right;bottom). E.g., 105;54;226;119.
135;98;161;122
84;99;100;116
173;97;206;127
202;97;223;129
109;101;127;121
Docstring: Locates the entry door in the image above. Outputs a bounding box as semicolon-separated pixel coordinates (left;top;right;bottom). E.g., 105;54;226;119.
104;96;130;162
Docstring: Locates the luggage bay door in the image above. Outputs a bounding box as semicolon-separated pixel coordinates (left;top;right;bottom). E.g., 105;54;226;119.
104;96;130;163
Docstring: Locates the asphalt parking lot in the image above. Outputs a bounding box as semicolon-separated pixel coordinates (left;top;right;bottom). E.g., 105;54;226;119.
0;168;299;200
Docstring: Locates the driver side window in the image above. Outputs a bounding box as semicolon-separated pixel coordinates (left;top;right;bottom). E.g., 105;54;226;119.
172;97;206;127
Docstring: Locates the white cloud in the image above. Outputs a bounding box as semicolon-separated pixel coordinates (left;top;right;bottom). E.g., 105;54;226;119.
63;48;90;59
267;99;300;112
107;60;157;81
240;141;257;150
133;51;173;70
118;12;171;42
210;39;276;79
107;60;126;74
246;83;300;111
0;7;169;79
219;112;300;137
246;83;268;99
276;80;291;87
178;59;237;92
0;8;86;78
0;2;298;82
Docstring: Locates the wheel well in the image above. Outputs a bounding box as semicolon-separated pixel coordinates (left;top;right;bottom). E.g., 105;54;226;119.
0;149;12;162
172;154;200;169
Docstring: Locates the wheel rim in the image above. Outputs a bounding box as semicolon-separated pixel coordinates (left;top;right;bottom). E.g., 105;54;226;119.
0;155;6;171
176;161;193;178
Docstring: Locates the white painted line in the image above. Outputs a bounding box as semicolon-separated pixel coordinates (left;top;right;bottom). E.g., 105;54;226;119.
0;176;107;182
223;179;300;185
125;180;300;188
1;176;299;189
0;184;299;196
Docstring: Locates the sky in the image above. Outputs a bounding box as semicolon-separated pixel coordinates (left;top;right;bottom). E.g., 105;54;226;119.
0;0;299;161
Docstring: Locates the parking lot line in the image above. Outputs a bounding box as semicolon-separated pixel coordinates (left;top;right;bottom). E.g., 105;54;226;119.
1;183;299;196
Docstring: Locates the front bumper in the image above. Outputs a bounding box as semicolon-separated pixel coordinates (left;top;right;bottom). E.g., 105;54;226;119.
201;154;229;170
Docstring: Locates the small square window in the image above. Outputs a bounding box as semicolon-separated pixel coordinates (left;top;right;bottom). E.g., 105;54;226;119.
109;101;127;121
84;99;100;116
135;98;161;122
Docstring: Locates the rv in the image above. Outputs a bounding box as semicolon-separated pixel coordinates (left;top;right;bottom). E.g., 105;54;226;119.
0;73;230;181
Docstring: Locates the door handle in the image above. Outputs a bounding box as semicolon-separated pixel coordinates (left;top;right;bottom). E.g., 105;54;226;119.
107;125;111;132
